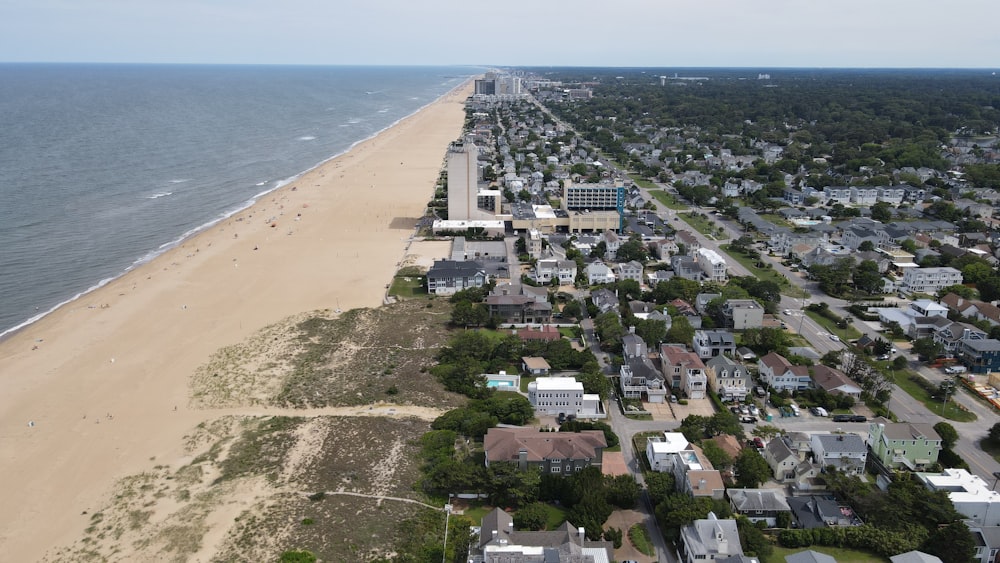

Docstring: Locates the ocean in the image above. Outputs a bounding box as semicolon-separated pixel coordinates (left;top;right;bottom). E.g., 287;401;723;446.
0;63;479;337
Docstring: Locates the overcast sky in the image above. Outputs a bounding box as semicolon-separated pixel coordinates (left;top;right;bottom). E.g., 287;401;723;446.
1;0;997;68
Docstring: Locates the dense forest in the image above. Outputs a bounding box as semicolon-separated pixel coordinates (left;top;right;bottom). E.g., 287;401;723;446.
530;68;1000;181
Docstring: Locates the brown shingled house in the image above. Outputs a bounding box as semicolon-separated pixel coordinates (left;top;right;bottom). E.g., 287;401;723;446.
484;427;607;477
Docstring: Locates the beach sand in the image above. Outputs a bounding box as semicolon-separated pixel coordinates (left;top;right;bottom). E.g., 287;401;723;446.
0;81;473;560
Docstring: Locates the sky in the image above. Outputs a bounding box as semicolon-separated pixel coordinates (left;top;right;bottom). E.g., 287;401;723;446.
1;0;998;68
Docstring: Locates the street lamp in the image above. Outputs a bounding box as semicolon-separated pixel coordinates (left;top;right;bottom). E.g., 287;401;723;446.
797;298;809;336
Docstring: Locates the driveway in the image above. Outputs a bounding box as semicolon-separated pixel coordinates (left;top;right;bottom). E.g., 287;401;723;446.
605;509;657;563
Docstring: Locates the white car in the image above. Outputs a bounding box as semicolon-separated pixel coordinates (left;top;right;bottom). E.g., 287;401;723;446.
783;309;791;315
829;334;840;341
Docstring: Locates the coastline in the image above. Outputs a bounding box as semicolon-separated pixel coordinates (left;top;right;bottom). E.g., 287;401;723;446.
0;79;474;560
0;79;469;342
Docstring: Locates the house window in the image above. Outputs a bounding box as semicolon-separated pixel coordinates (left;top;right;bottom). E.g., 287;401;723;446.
551;466;561;473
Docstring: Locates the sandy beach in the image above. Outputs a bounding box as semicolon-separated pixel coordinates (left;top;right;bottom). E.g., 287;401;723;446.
0;80;473;560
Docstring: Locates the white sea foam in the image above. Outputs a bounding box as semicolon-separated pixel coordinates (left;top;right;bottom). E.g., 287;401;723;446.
147;192;173;199
297;135;317;141
169;179;190;184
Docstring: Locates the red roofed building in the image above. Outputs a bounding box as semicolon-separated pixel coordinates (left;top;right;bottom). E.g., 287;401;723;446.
484;427;606;477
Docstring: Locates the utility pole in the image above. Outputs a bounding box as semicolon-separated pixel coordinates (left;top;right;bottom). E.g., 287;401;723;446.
442;495;453;563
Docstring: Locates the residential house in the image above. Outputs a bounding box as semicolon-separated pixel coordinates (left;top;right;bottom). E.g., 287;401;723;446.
621;333;669;403
676;230;701;253
722;299;765;330
810;365;862;400
671;298;698;317
695;292;722;315
867;417;942;471
705;355;751;401
889;551;943;563
696;248;729;282
785;551;837;563
533;258;577;285
917;468;1000;527
783;188;804;205
810;433;867;475
484;427;606;476
877;186;906;204
527;376;603;419
660;344;708;399
693;330;737;360
679;513;744;563
787;496;863;529
646;432;691;473
585;261;616;285
683;469;727;500
473;507;613;563
899;266;963;295
426;259;488;295
841;226;882;251
875;299;951;340
486;293;552;323
822;186;852;205
590;288;619;314
933;321;988;356
764;436;800;482
727;489;791;527
601;229;621;260
967;523;1000;563
959;338;1000;374
512;324;562;342
615;260;644;284
850;186;879;206
758;352;812;392
672;255;704;281
650;238;680;259
521;356;551;376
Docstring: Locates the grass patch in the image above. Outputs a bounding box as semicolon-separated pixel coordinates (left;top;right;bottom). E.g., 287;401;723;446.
520;376;536;393
979;438;1000;464
679;212;725;238
388;273;427;299
893;370;977;422
719;244;809;298
804;310;863;341
462;503;493;525
766;544;888;563
628;523;656;556
542;504;568;529
649;189;690;210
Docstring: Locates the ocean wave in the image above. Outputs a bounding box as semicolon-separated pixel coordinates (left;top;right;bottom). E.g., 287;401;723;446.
147;192;173;199
378;108;389;113
297;135;317;141
169;179;190;184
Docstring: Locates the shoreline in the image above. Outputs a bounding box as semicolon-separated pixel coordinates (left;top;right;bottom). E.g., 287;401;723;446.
0;79;474;561
0;79;471;343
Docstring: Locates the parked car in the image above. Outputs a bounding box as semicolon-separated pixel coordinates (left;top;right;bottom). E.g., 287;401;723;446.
829;334;840;342
850;415;867;422
741;415;758;424
809;407;821;416
753;437;765;448
832;414;852;422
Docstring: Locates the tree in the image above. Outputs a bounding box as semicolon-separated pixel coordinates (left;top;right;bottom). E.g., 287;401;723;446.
870;201;893;222
912;337;944;361
701;439;734;469
733;448;771;488
933;422;959;451
922;520;976;563
513;502;549;531
665;315;695;345
741;327;791;356
645;472;675;504
989;422;1000;444
616;237;649;263
938;284;977;300
853;260;883;295
736;516;773;558
484;463;540;509
605;474;641;509
858;240;876;252
633;317;667;347
280;551;317;563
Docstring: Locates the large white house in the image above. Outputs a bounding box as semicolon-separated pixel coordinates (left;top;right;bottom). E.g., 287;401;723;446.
917;468;1000;526
899;267;963;295
527;376;604;419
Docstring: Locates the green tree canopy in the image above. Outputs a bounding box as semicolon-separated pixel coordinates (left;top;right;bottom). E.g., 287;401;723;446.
733;448;771;488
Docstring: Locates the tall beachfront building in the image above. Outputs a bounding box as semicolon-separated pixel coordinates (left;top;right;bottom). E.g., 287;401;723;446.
447;138;480;221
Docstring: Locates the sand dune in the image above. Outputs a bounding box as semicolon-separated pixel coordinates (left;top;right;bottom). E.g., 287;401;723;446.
0;81;473;560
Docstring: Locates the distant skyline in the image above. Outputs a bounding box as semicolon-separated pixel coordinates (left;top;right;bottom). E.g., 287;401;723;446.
2;0;998;68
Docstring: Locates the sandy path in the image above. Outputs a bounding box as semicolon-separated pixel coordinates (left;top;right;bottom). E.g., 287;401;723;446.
0;80;473;561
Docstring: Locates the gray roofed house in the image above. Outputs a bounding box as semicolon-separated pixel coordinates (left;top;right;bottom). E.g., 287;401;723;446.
889;551;944;563
763;436;799;482
787;495;862;529
692;329;737;360
680;512;743;563
474;507;614;563
426;259;488;295
590;288;619;314
784;550;837;563
727;489;791;526
811;434;867;475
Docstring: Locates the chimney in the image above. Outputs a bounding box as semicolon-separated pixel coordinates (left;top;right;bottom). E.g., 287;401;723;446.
492;530;497;539
699;478;706;489
578;526;585;540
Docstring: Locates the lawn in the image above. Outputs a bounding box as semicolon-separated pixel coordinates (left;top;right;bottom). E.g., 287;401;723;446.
760;213;794;228
719;244;809;298
679;212;726;239
804;310;863;341
388;271;428;298
893;369;977;422
649;189;690;210
979;437;1000;464
766;545;888;563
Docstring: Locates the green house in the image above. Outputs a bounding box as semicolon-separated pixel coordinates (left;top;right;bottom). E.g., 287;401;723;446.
867;417;942;471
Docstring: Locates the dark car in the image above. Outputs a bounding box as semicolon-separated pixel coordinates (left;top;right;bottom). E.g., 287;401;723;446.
832;414;852;422
850;415;867;423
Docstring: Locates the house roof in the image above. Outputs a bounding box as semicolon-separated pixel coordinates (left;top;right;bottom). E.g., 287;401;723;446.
521;357;551;371
661;345;707;369
811;365;860;394
784;550;837;563
889;551;944;563
728;489;791;512
871;417;942;442
681;513;743;557
813;434;866;454
687;470;725;496
765;436;796;464
427;259;485;278
786;496;847;530
706;434;743;460
484;427;607;464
